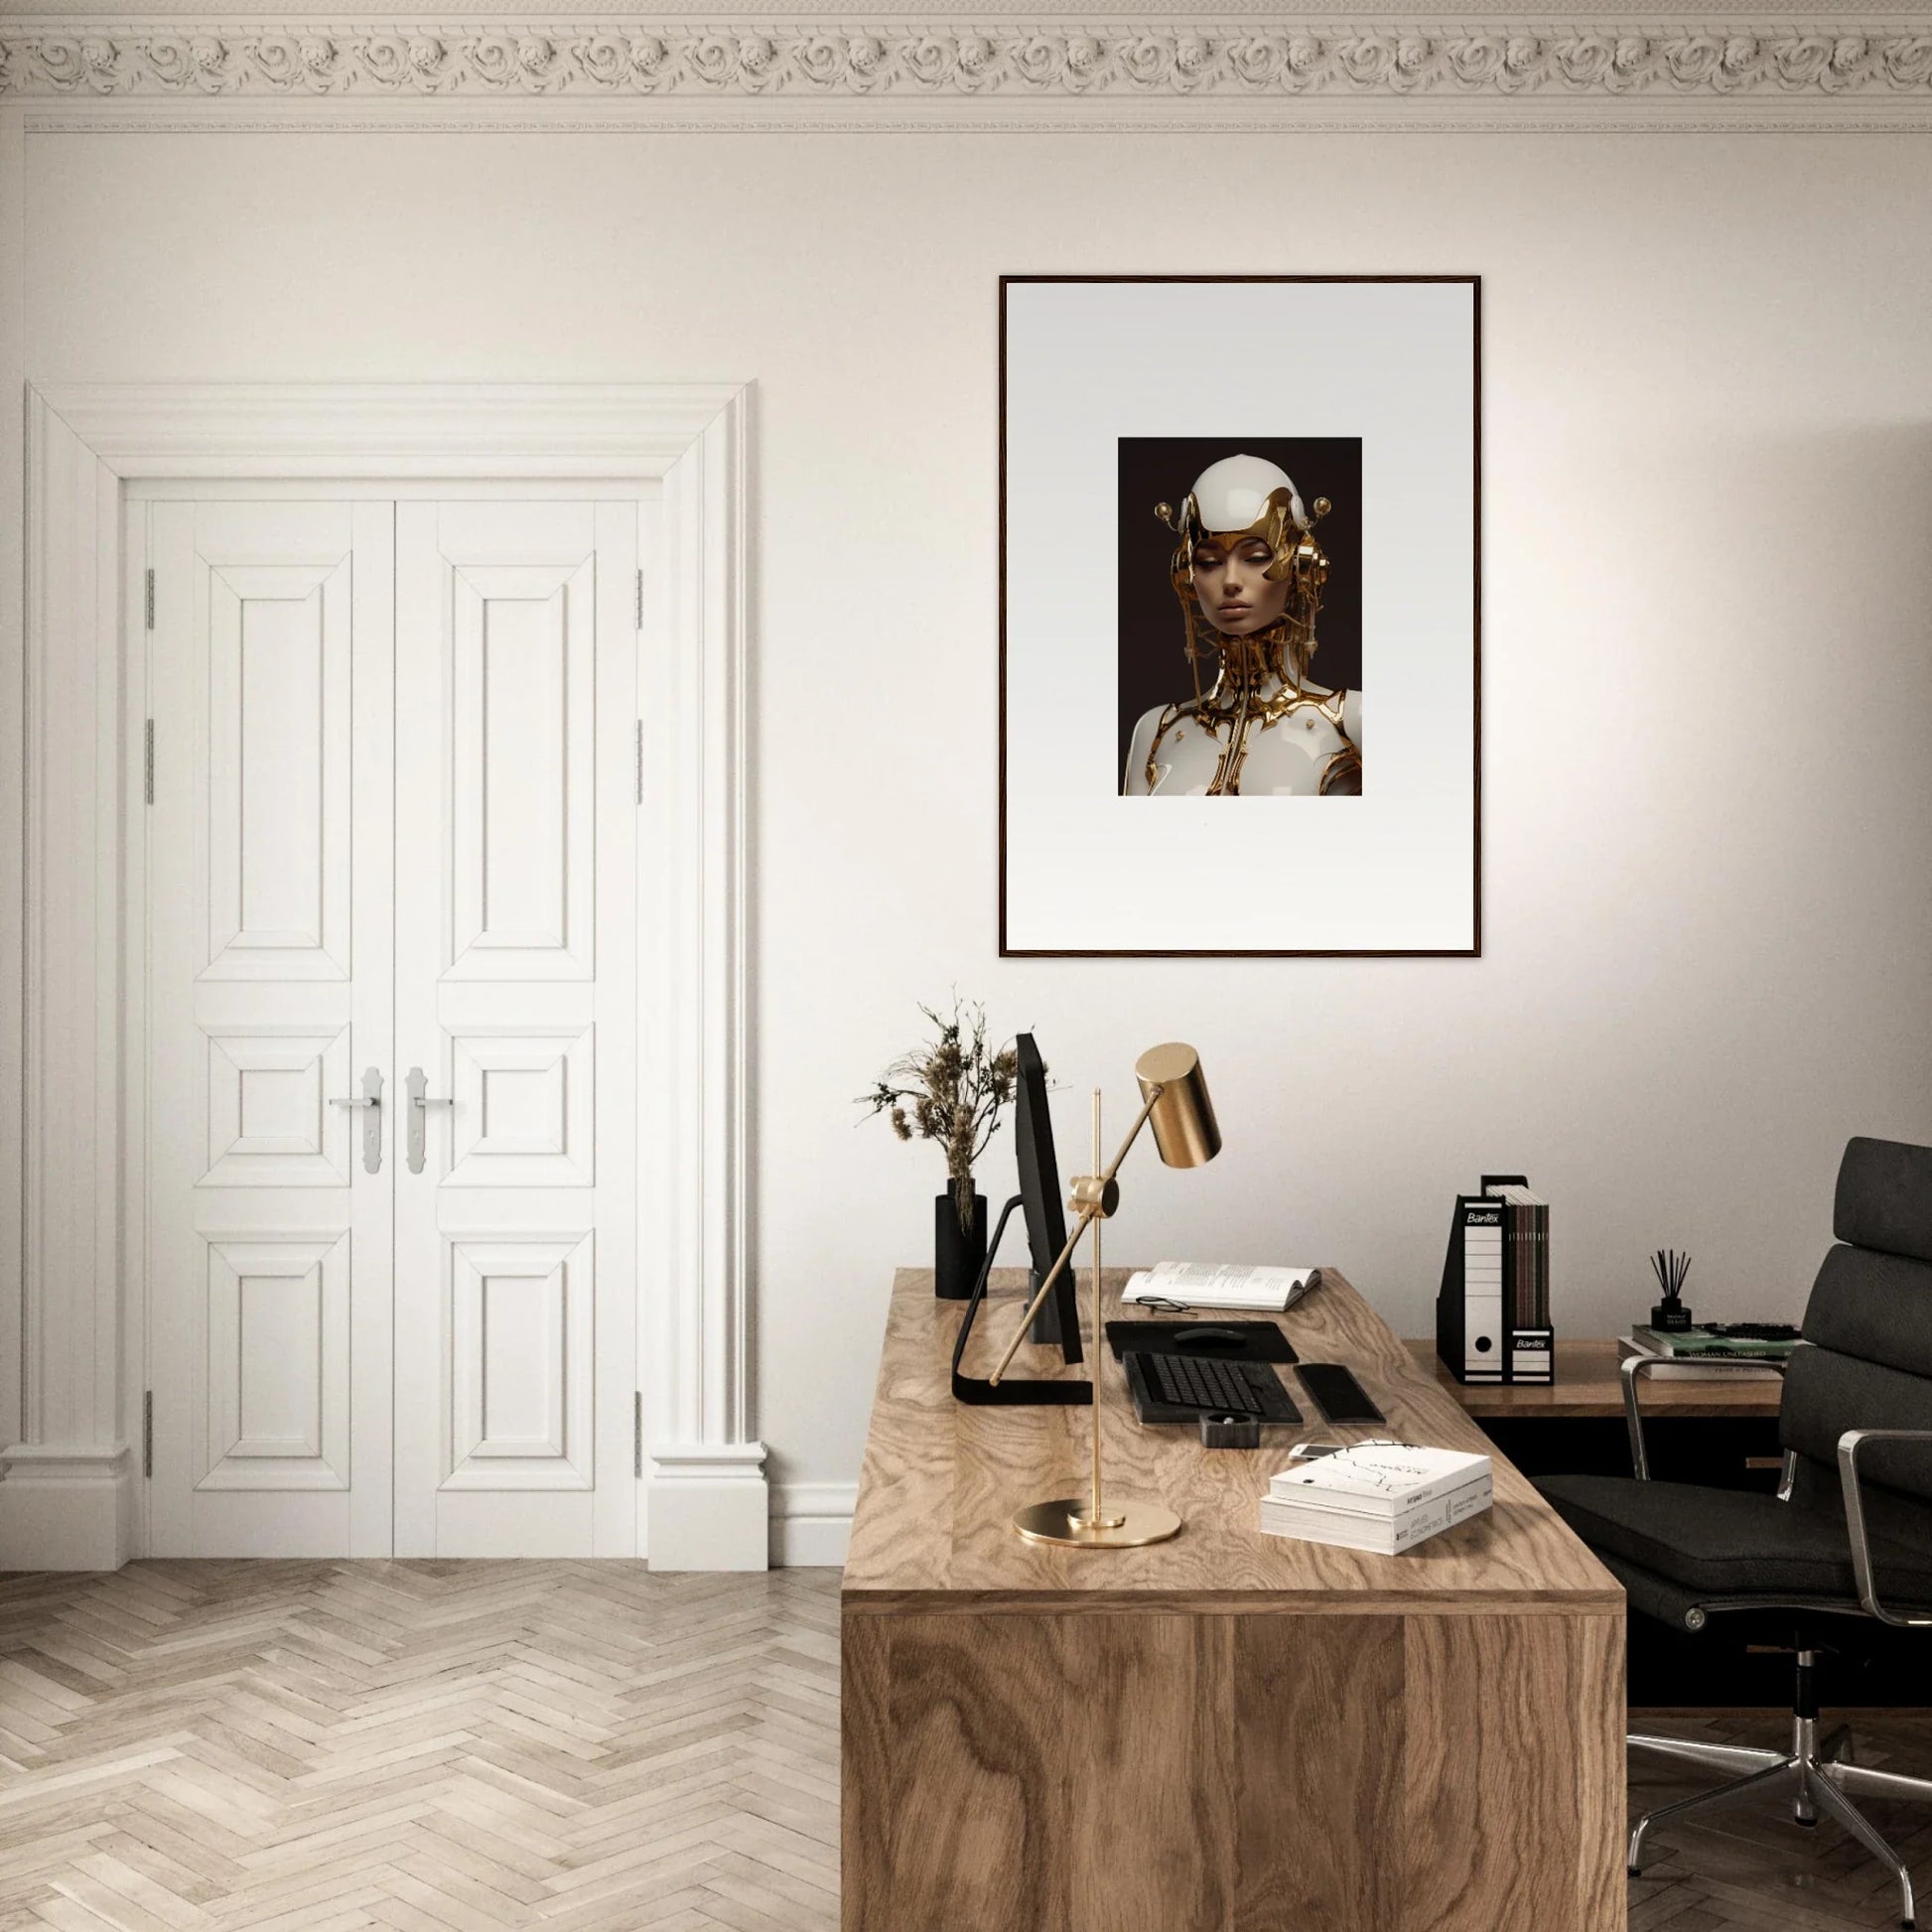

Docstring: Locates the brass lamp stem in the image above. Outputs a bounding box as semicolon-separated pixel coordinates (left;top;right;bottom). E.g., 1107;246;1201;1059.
1092;1091;1104;1524
986;1084;1165;1387
1069;1090;1124;1534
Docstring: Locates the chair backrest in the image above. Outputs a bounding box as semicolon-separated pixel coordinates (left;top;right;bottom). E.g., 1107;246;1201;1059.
1780;1138;1932;1524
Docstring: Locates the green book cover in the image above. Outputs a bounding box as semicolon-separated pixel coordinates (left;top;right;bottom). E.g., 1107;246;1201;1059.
1633;1325;1797;1360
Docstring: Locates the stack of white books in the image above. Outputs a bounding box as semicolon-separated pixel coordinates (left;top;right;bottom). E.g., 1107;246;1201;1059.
1121;1261;1317;1312
1259;1444;1493;1555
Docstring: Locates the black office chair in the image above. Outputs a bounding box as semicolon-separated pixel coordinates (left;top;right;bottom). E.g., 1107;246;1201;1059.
1537;1136;1932;1930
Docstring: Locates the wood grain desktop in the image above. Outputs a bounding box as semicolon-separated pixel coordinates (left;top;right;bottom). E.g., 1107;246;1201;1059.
842;1267;1627;1932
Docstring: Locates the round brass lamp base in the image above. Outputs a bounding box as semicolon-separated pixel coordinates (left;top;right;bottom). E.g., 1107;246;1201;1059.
1012;1497;1182;1549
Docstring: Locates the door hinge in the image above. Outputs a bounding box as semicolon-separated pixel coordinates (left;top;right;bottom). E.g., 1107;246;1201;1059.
635;567;644;630
634;720;644;805
633;1392;643;1479
144;568;155;631
144;720;155;805
142;1391;153;1478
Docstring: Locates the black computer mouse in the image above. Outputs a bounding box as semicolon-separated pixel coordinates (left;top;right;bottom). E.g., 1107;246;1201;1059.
1173;1325;1246;1349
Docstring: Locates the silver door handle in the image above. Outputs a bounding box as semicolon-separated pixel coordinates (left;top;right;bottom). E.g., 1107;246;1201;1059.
330;1066;384;1174
405;1065;454;1175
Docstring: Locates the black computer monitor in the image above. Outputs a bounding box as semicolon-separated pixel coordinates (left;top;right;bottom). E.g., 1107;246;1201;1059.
1014;1034;1083;1363
948;1032;1090;1405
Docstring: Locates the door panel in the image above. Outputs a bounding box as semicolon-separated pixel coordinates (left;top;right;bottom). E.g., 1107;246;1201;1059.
201;1026;353;1187
449;561;595;979
200;1232;350;1489
446;1231;594;1488
204;564;352;978
445;1027;595;1188
393;500;637;1557
147;500;394;1557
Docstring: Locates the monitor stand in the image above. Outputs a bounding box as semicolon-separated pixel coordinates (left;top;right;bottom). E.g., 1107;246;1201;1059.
1029;1269;1071;1348
951;1195;1092;1407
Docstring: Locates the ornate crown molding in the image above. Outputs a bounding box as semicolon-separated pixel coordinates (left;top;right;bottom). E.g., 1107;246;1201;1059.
3;17;1931;112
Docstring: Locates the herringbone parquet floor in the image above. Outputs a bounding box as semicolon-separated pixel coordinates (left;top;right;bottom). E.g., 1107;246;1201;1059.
0;1563;839;1932
2;1562;1929;1930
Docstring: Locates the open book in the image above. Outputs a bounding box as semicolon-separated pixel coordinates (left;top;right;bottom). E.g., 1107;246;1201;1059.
1122;1261;1318;1313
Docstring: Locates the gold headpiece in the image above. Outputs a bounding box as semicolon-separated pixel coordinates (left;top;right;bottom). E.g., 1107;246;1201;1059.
1154;464;1332;704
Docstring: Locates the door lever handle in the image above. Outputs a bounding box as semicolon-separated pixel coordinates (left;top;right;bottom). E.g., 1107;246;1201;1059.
405;1066;453;1175
330;1066;384;1173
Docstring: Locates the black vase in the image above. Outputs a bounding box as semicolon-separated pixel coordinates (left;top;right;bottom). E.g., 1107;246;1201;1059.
934;1187;989;1301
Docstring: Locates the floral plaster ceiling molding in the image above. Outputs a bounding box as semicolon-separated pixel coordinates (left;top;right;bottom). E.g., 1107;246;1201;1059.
3;16;1932;118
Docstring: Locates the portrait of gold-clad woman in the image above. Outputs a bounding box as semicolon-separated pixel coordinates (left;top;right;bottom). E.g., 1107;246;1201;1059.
1118;440;1363;798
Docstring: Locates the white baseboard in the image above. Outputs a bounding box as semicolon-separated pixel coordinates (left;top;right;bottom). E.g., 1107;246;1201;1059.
771;1480;855;1568
646;1442;769;1572
0;1444;135;1571
0;1442;848;1573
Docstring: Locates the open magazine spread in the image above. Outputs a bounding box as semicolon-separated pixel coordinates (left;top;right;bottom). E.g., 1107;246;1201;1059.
1122;1261;1317;1311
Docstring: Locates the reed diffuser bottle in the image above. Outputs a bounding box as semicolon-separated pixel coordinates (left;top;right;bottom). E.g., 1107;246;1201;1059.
1650;1248;1693;1332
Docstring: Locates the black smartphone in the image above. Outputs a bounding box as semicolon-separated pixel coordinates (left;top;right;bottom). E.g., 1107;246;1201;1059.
1297;1363;1385;1426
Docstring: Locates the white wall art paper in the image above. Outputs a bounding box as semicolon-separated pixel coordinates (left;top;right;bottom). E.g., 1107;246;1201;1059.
1000;275;1480;956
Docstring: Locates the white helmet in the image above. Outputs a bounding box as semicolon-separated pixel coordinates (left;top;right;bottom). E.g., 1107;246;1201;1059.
1187;453;1308;536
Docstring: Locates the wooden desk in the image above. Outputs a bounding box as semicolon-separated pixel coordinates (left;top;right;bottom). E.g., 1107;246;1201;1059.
1407;1336;1784;1420
843;1269;1625;1932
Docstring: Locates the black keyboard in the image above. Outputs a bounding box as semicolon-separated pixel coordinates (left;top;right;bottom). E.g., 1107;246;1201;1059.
1129;1351;1303;1423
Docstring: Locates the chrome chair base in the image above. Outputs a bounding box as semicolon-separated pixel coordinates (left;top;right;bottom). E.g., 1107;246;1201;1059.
1629;1708;1932;1929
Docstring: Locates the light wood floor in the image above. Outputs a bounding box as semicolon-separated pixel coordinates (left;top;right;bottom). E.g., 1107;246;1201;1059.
1;1563;1927;1930
0;1564;840;1932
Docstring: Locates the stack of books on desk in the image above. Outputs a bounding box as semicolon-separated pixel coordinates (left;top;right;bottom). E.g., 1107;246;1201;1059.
1259;1444;1493;1556
1617;1327;1794;1381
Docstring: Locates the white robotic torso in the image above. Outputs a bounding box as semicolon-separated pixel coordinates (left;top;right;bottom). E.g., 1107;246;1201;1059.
1124;683;1361;797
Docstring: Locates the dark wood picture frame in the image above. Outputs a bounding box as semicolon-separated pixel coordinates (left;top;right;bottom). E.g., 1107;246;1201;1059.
997;273;1482;959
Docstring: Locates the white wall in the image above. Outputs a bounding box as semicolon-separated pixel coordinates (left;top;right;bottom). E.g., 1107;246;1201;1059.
21;127;1932;1534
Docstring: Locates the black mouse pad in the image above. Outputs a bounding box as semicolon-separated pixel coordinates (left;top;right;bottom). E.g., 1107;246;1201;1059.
1104;1320;1298;1365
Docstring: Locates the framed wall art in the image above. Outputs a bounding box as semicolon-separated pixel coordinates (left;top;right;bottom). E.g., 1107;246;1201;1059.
999;275;1480;957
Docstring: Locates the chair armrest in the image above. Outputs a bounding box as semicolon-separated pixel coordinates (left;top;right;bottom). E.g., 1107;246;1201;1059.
1621;1351;1789;1482
1837;1429;1932;1627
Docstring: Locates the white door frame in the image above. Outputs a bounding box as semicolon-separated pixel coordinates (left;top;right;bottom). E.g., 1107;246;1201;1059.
3;382;763;1572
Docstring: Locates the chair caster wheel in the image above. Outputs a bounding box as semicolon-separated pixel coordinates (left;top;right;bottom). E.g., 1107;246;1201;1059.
1627;1868;1640;1878
1795;1816;1818;1829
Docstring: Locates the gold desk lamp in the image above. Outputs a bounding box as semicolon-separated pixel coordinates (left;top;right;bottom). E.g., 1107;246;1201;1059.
987;1042;1221;1549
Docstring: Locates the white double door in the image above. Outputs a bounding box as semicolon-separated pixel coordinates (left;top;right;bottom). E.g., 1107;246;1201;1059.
146;494;639;1558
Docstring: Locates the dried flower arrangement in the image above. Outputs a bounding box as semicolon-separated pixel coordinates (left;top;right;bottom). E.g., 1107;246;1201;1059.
860;998;1020;1234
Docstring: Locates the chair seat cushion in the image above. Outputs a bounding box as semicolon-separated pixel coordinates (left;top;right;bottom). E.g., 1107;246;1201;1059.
1536;1473;1932;1602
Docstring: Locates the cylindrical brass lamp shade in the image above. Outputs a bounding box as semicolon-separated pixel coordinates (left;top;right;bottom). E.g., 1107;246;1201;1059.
1134;1042;1221;1169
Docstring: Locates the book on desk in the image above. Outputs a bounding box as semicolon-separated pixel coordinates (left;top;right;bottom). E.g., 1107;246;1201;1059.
1259;1443;1493;1555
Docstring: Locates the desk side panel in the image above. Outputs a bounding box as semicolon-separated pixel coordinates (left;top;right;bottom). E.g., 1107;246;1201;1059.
1402;1611;1626;1932
840;1611;891;1925
843;1604;1623;1932
843;1609;1070;1931
1232;1613;1406;1931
